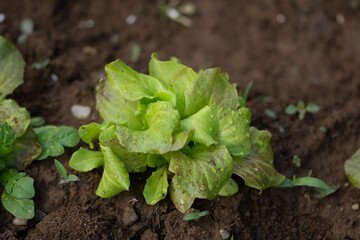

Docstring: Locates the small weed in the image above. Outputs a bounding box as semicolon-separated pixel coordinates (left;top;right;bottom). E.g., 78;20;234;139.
54;159;79;184
319;126;327;133
131;44;141;63
292;155;301;168
159;2;196;27
285;101;319;120
265;109;277;120
31;58;50;70
238;80;253;107
183;210;209;221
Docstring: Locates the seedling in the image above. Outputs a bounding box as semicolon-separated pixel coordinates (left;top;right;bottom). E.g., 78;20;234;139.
292;155;301;168
285;101;320;120
54;159;79;184
131;44;141;63
277;176;338;197
159;2;196;27
238;80;253;108
31;58;50;70
17;19;34;45
319;126;327;133
183;210;209;221
265;109;277;120
70;53;285;213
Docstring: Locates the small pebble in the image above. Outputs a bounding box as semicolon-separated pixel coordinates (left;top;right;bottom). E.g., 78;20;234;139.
344;182;350;187
50;73;58;82
220;229;231;239
71;105;91;119
126;14;137;25
276;13;286;23
336;13;345;24
13;218;28;226
352;203;359;211
0;13;5;23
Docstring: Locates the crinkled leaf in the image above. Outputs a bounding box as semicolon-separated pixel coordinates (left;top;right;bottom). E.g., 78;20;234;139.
0;99;30;137
218;178;239;196
106;59;176;104
96;145;130;198
180;105;251;156
345;149;360;189
0;120;16;157
78;122;101;149
115;101;192;154
57;126;80;147
54;159;67;178
0;36;25;100
69;148;104;172
96;78;144;130
147;154;168;168
233;127;285;192
208;73;239;110
99;125;147;172
168;145;233;213
143;166;169;205
2;191;35;219
4;127;42;170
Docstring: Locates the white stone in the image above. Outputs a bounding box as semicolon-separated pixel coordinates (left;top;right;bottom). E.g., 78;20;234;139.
0;13;5;23
13;217;28;226
126;15;137;25
71;105;91;119
276;13;286;23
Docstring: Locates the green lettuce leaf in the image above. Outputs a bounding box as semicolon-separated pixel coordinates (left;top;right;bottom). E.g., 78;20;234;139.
69;148;104;172
115;101;192;154
78;122;102;149
168;145;233;213
4;126;42;170
0;36;25;100
0;99;30;137
233;127;285;192
218;178;239;196
143;165;169;205
345;149;360;188
96;78;145;130
180;104;251;156
0;120;16;157
96;145;130;198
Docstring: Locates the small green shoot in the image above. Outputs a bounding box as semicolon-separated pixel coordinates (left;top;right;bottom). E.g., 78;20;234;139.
54;159;79;184
183;210;209;221
285;101;320;120
256;95;273;103
292;155;301;168
30;117;45;127
277;176;338;197
159;2;196;27
230;236;234;240
131;44;141;63
238;80;253;108
31;58;50;70
17;19;34;45
319;126;327;133
265;109;277;120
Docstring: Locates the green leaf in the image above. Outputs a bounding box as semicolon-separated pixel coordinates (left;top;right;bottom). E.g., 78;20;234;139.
233;127;285;192
0;36;25;100
57;126;80;147
106;59;172;102
0;99;30;137
345;149;360;189
96;145;130;198
69;148;104;172
277;176;338;197
147;154;168;168
115;101;192;154
2;191;35;219
285;104;297;115
4;126;42;170
99;125;147;172
143;166;169;205
180;105;251;156
54;159;67;178
96;78;144;130
265;109;277;120
0;120;16;157
183;210;209;221
30;117;45;127
78;122;101;149
238;80;253;108
0;159;5;170
218;178;239;196
11;176;35;199
168;145;233;213
306;103;320;113
60;174;80;184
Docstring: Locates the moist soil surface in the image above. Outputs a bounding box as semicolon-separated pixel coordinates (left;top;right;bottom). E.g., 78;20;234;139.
1;0;360;239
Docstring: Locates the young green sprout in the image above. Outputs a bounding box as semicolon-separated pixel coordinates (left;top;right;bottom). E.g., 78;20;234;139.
159;2;196;27
238;80;253;108
292;155;301;168
183;210;209;221
54;159;79;184
319;126;327;133
265;109;277;120
285;101;320;120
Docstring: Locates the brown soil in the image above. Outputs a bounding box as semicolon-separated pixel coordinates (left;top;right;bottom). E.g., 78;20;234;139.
1;0;360;239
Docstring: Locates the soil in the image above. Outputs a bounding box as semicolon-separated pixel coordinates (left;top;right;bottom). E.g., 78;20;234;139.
1;0;360;239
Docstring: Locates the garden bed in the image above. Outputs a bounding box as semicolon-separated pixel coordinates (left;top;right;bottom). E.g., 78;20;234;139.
1;0;360;239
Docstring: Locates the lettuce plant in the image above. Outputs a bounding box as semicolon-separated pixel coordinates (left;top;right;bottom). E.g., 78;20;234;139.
70;53;285;212
0;36;79;219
